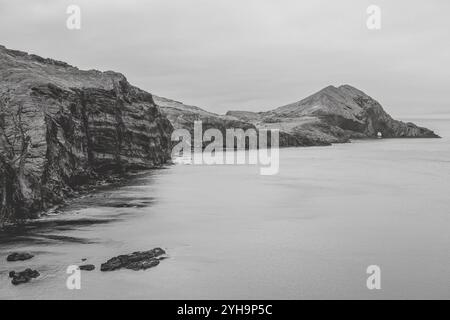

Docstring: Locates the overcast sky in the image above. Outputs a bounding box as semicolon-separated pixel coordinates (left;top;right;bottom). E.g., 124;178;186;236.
0;0;449;117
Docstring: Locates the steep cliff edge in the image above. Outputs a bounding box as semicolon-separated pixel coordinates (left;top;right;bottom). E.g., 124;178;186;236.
227;85;440;144
0;45;173;224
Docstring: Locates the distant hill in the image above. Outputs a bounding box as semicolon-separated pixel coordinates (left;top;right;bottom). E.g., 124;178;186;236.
227;84;439;144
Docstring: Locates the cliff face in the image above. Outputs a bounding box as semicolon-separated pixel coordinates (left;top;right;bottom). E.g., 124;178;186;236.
227;85;440;144
154;95;255;134
154;95;324;147
0;45;173;224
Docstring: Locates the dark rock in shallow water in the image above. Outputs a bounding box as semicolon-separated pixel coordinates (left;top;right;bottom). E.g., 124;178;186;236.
126;259;160;271
101;248;166;272
9;268;40;285
6;252;34;262
79;264;95;271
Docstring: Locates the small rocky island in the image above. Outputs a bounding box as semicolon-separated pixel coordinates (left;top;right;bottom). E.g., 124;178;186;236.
0;44;439;225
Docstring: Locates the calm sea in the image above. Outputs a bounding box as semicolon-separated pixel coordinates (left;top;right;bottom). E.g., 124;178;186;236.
0;119;449;299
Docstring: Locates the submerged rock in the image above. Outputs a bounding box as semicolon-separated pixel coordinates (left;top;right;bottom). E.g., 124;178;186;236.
6;252;34;262
79;264;95;271
101;248;166;272
9;268;40;285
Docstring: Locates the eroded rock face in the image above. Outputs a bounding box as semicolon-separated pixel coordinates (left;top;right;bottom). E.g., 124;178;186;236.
0;45;173;224
154;95;255;143
154;95;322;147
100;248;166;271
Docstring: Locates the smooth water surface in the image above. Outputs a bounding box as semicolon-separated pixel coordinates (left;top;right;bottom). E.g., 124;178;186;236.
0;119;449;299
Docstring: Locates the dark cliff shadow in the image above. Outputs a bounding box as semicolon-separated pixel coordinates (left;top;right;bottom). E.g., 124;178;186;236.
0;170;161;247
0;218;116;245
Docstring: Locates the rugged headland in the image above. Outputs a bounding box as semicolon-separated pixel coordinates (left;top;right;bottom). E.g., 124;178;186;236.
228;84;440;144
153;95;323;147
154;86;439;147
0;45;173;225
0;45;439;224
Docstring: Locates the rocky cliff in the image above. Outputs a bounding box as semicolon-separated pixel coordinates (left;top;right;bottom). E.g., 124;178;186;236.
227;85;440;144
154;95;324;147
0;45;173;224
154;95;254;134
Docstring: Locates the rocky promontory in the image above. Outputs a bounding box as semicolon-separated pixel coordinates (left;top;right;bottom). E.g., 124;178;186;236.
155;86;439;148
0;45;173;225
227;85;440;144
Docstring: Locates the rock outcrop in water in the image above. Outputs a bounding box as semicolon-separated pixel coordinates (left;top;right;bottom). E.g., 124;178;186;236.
6;252;34;261
79;264;95;271
100;248;166;271
0;45;173;225
9;268;40;285
227;85;439;144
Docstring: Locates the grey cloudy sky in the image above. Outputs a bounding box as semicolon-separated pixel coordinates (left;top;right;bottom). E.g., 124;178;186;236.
0;0;449;117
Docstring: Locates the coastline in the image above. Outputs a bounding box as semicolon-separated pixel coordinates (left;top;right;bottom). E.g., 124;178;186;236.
1;128;449;299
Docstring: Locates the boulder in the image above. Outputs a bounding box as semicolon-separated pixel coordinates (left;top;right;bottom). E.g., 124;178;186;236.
79;264;95;271
6;252;34;262
9;268;40;285
101;248;166;272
